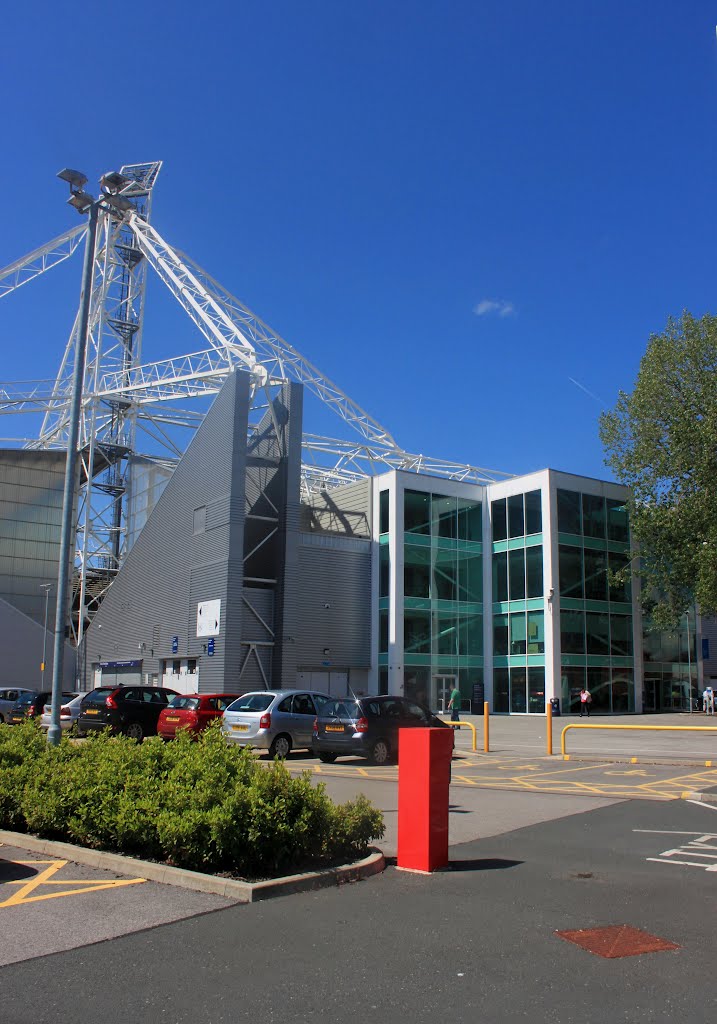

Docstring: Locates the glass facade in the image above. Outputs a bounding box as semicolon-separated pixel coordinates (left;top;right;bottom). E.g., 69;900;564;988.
491;489;545;713
557;488;635;714
402;489;483;712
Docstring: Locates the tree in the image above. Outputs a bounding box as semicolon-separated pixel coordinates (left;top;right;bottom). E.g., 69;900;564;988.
599;311;717;627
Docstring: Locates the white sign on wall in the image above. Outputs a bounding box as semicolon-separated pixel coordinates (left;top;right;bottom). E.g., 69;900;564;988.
196;599;221;638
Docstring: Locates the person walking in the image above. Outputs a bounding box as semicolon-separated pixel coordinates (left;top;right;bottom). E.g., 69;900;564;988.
448;684;462;722
704;685;714;716
579;687;592;717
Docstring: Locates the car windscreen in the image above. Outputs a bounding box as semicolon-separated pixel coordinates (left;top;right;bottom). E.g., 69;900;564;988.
226;693;275;713
81;689;114;705
322;700;361;720
14;693;36;708
168;696;200;710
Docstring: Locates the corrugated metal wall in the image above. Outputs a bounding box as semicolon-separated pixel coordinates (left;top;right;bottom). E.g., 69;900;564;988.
301;479;371;537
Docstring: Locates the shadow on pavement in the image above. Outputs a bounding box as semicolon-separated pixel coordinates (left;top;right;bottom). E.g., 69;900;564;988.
383;856;523;872
0;858;38;882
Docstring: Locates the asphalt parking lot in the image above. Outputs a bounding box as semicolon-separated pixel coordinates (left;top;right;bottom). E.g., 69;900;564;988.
0;842;238;967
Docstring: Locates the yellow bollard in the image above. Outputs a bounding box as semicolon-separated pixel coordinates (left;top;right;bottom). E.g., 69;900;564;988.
483;701;490;752
546;701;553;755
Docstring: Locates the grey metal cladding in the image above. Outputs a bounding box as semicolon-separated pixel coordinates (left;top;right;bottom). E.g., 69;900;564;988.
301;478;371;537
82;372;251;693
295;538;371;667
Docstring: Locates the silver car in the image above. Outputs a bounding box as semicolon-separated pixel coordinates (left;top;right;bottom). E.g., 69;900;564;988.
40;693;85;733
222;689;330;758
0;688;36;724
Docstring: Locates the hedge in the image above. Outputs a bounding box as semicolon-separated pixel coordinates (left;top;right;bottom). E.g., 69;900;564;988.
0;720;384;879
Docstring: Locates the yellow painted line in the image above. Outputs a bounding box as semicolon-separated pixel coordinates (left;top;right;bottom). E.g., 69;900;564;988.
0;859;146;909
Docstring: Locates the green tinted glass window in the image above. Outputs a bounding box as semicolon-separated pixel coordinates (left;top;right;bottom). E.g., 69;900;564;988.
582;494;606;539
559;545;583;598
526;545;543;598
528;667;545;714
405;490;430;535
379;490;389;534
404;611;431;654
587;667;611;712
610;614;633;657
527;610;544;653
458;551;482;603
493;551;508;602
557;489;581;535
457;499;482;541
611;670;633;712
509;548;526;600
459;612;483;656
380;545;390;598
608;551;631;602
379;668;389;695
561;666;586;713
404;544;430;598
379;610;389;653
525;490;542;535
492;498;507;541
510;612;526;655
494;668;509;713
607;500;629;543
493;613;509;655
510;667;527;713
434;611;458;656
560;609;585;654
508;494;524;538
433;494;457;539
584;548;608;601
586;611;610;656
433;548;457;601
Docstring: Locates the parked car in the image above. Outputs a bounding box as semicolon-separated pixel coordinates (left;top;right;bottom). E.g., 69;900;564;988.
222;690;330;758
157;693;238;740
7;690;78;726
0;687;36;724
312;695;453;765
40;693;86;734
77;685;179;741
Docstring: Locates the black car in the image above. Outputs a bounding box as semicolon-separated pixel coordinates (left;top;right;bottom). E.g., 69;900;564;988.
7;690;78;726
312;695;453;766
77;685;179;741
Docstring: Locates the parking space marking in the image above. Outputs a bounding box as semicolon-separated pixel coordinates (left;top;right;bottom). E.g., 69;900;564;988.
0;858;146;908
637;830;717;873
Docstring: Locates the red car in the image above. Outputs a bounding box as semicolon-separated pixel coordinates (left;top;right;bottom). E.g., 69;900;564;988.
157;693;238;739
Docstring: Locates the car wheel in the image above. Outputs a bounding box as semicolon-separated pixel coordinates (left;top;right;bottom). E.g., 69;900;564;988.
269;734;292;759
124;722;144;743
370;738;391;766
318;752;337;763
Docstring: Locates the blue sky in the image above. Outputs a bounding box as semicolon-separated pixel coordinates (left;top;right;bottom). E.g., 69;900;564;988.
1;1;716;481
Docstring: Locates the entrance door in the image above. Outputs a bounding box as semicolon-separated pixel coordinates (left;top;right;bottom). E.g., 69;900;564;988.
431;675;457;714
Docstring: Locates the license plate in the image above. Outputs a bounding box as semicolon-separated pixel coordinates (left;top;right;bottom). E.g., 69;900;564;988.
85;709;99;715
325;724;344;732
165;716;180;722
232;724;250;732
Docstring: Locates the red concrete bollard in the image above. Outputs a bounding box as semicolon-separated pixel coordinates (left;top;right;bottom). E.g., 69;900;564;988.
397;727;453;873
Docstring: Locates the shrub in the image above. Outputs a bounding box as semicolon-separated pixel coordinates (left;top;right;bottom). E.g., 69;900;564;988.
1;720;384;878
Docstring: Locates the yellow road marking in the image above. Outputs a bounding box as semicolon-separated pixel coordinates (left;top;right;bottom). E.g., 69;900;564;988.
0;859;146;908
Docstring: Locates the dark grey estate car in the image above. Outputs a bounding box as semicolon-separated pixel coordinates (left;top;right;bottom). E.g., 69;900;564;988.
312;695;452;765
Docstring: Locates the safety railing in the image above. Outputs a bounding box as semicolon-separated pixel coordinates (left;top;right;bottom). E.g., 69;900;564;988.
447;719;477;752
560;722;717;757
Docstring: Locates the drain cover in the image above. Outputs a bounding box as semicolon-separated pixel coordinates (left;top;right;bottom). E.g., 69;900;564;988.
556;925;679;959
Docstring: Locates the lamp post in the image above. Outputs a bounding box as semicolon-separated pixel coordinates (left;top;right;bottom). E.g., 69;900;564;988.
686;608;693;714
40;583;52;689
47;168;132;746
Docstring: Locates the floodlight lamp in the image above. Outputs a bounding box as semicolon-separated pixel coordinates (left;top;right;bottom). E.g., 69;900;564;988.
57;168;89;190
103;192;133;213
67;191;95;214
100;170;131;193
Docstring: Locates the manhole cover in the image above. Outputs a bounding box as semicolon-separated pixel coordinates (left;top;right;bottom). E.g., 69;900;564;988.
555;925;679;959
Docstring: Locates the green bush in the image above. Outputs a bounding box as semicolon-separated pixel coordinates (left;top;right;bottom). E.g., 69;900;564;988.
0;720;384;879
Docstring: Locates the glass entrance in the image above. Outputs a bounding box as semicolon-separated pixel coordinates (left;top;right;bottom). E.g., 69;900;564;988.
432;675;457;714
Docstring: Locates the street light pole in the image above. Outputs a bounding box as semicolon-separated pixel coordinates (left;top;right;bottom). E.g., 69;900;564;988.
40;582;52;689
686;608;692;714
47;196;100;747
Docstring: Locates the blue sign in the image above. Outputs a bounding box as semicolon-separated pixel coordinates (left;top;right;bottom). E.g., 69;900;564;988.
207;638;215;656
171;635;179;654
703;638;710;660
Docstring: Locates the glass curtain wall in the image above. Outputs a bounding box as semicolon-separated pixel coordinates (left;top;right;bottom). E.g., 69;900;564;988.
557;489;635;713
491;489;545;713
403;489;483;712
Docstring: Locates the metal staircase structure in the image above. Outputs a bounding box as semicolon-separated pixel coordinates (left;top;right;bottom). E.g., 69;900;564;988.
0;160;513;643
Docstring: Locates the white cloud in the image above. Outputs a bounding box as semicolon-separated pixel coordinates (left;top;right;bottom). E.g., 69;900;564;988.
473;298;515;318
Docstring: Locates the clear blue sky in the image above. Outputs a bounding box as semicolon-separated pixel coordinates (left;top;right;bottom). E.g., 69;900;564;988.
2;1;716;481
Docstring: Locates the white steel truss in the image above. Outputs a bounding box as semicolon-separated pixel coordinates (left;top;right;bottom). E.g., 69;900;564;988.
0;159;513;643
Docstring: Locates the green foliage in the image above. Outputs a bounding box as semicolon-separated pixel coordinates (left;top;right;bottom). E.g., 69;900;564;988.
599;311;717;625
0;720;384;879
